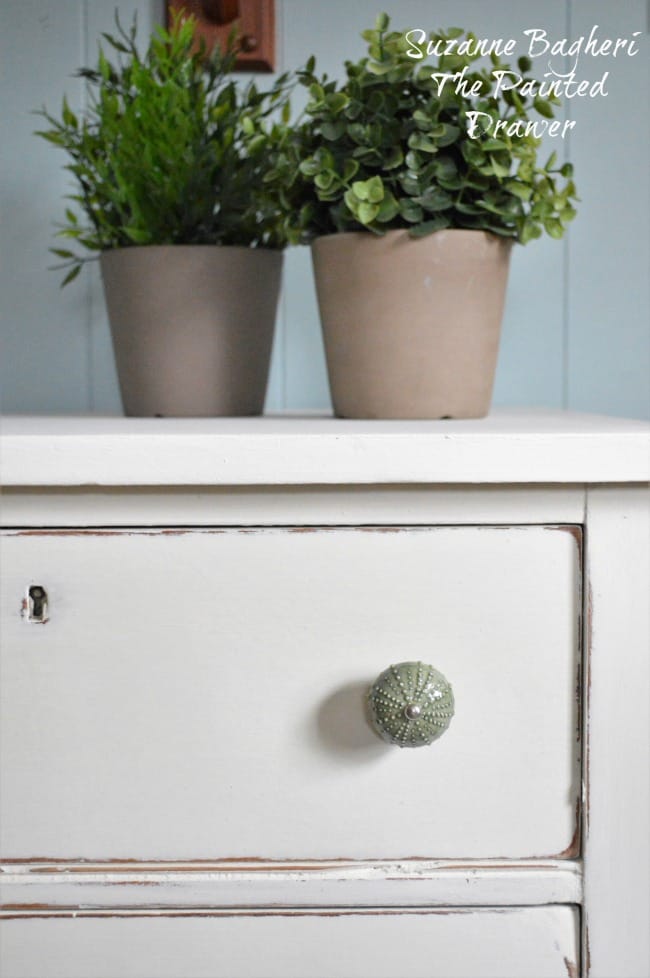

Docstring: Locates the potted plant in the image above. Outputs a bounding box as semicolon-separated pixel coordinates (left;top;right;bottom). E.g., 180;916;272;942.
36;14;298;417
290;14;578;419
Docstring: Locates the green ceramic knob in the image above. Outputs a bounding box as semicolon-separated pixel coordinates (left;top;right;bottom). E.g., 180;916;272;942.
367;661;455;748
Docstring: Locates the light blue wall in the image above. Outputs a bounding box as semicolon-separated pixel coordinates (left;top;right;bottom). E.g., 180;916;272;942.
1;0;648;418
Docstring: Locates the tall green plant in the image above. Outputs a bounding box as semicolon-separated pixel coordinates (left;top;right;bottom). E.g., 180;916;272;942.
36;14;297;285
289;13;577;243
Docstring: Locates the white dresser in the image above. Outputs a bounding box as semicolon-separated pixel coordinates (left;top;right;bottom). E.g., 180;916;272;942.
1;412;648;978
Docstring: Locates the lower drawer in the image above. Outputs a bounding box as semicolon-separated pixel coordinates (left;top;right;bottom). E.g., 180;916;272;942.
0;906;579;978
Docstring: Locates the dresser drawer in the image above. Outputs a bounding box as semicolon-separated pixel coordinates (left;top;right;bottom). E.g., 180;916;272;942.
0;907;580;978
0;526;580;860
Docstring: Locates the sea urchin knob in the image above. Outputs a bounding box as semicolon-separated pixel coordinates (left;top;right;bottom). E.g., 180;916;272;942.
367;661;454;748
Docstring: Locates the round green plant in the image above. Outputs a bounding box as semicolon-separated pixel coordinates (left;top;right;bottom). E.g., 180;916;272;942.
291;13;577;243
36;14;298;285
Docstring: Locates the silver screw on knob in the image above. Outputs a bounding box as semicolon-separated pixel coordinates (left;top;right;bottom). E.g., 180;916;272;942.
404;703;422;720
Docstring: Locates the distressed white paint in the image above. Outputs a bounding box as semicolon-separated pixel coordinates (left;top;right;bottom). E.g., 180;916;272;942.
582;488;650;978
0;907;580;978
2;412;649;487
2;414;649;976
0;859;582;909
1;525;579;859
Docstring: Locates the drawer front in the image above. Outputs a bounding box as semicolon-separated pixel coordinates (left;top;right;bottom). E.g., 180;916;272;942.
0;907;580;978
0;526;580;859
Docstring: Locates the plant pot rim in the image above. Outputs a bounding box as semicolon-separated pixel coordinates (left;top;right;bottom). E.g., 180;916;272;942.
312;228;513;246
100;243;285;257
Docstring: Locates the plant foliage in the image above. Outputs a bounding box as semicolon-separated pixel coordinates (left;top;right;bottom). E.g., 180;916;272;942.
35;13;297;285
289;14;578;243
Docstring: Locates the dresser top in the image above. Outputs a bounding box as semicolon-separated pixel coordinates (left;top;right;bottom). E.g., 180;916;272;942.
1;410;649;487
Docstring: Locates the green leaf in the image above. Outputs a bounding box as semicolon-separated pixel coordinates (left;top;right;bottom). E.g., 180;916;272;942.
505;89;525;113
123;227;152;244
415;188;453;212
413;109;433;130
343;158;360;182
375;192;400;222
345;99;363;120
405;149;421;171
399;198;424;223
433;156;459;181
365;175;384;203
399;173;421;195
357;201;379;224
408;132;438;153
504;180;532;201
544;217;564;239
322;120;346;140
325;92;348;114
61;96;77;128
560;204;577;222
462;141;486;167
366;61;393;76
383;146;403;170
437;124;461;148
98;49;111;81
489;155;511;178
350;176;384;203
314;171;335;190
299;158;321;177
60;264;82;287
534;97;555;119
520;221;542;244
101;32;129;53
409;216;451;237
351;180;370;201
348;123;369;145
57;227;82;240
33;129;65;145
375;12;389;31
454;201;484;215
482;138;509;152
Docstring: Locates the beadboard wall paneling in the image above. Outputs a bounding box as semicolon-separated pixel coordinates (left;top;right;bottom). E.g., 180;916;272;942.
1;1;648;417
0;1;90;413
0;0;161;415
566;0;650;419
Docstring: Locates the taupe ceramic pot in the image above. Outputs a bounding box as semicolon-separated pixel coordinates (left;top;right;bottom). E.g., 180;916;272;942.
101;245;282;417
311;229;512;419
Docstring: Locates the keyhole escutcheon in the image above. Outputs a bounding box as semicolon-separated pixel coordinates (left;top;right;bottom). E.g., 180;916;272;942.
26;585;49;623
